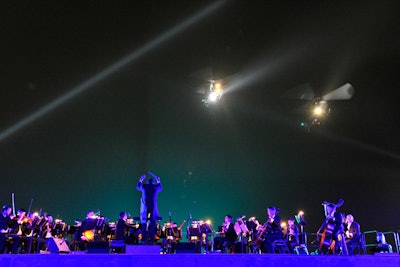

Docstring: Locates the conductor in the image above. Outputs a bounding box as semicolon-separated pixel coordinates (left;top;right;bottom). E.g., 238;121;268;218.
136;172;162;244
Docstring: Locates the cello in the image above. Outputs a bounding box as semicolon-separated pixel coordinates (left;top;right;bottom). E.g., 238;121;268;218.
317;199;346;254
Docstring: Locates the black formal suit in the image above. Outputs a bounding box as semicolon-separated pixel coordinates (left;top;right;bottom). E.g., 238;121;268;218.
0;214;20;253
345;221;361;254
214;222;237;252
261;215;283;253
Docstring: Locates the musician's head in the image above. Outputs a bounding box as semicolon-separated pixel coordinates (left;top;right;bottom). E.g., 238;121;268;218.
326;203;336;213
119;211;128;220
267;206;277;218
376;232;387;244
345;214;354;224
2;205;11;215
86;210;95;218
148;178;154;184
46;214;53;223
224;215;233;223
288;217;295;225
17;208;26;217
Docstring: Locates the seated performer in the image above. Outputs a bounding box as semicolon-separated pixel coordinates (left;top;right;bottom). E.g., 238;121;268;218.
344;214;361;254
11;208;33;253
257;206;283;253
109;211;133;253
80;210;98;241
115;211;136;242
213;215;237;253
372;232;393;253
0;205;20;254
77;210;99;250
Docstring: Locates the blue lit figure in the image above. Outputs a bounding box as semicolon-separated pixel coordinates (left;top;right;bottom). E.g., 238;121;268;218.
136;174;162;244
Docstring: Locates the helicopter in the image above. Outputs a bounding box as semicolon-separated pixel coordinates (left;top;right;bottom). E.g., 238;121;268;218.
197;79;224;106
284;83;355;132
189;67;233;107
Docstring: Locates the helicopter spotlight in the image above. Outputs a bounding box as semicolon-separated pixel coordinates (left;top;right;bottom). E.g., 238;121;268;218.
201;80;223;106
284;83;355;132
189;67;240;108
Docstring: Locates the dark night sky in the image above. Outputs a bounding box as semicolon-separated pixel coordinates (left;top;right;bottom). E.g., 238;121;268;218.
1;0;399;235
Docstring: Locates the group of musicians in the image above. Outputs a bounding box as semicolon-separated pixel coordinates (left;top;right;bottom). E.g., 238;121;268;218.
0;202;373;255
0;205;66;254
0;173;380;255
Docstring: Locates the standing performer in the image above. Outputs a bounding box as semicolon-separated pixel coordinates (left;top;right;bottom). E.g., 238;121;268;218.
286;217;299;253
136;172;162;245
317;200;347;255
0;205;20;253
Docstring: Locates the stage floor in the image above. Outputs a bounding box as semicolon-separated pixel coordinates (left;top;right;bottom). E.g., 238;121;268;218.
1;253;400;267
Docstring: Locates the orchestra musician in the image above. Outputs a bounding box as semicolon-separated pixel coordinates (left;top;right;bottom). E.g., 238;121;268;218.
372;232;393;253
0;205;20;254
213;215;237;253
11;208;33;253
25;211;44;253
257;206;283;253
344;214;361;255
37;214;57;252
77;210;98;250
115;211;138;243
136;173;162;245
317;202;346;254
286;217;299;253
42;214;55;239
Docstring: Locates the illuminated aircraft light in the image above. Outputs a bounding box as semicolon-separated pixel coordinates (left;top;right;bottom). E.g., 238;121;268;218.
208;91;220;102
313;106;324;116
312;100;328;117
0;0;227;143
214;82;222;92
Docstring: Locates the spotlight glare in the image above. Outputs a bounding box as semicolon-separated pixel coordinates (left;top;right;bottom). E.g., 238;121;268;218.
208;91;219;102
313;106;323;116
312;100;328;117
0;0;227;143
214;82;222;92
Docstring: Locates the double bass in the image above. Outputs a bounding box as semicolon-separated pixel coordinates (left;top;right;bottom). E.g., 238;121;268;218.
317;199;347;254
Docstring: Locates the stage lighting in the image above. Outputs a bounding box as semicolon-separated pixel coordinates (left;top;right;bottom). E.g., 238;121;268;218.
295;211;307;226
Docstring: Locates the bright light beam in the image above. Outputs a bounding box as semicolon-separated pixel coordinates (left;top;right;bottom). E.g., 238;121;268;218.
0;0;227;143
222;46;305;95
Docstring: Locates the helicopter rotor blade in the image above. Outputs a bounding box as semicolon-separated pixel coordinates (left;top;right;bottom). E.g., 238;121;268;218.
322;83;354;101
